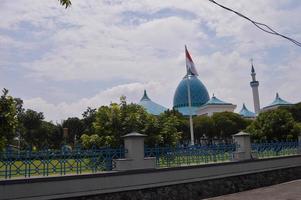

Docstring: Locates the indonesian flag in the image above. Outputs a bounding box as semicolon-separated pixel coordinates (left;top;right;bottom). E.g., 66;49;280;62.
185;46;199;76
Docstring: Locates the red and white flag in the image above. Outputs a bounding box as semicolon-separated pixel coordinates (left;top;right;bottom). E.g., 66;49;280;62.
185;46;199;76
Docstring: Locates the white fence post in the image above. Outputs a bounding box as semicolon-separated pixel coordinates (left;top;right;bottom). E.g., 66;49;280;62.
232;131;252;161
115;132;156;171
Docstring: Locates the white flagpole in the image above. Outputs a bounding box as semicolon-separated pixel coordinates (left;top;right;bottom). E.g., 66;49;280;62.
185;45;195;146
186;73;195;146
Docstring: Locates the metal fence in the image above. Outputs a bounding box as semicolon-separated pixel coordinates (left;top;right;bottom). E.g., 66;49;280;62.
145;144;236;168
252;141;299;158
1;141;300;179
0;146;125;179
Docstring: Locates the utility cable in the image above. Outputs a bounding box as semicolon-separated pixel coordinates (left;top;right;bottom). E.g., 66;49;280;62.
208;0;301;47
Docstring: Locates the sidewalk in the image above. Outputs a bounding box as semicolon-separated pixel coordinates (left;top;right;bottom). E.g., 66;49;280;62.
205;179;301;200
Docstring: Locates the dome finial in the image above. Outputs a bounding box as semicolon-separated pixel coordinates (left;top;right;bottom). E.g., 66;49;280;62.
212;93;215;97
141;89;150;101
276;92;279;99
242;103;246;109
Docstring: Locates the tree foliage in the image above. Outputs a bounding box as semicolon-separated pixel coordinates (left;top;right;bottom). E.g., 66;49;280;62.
0;89;18;148
62;117;85;145
82;107;97;134
282;103;301;122
194;115;217;140
193;112;249;143
212;112;248;139
18;109;45;148
90;97;183;147
246;109;300;141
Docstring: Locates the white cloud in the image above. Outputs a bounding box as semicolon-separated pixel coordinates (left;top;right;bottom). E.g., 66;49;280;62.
1;0;301;121
24;81;170;121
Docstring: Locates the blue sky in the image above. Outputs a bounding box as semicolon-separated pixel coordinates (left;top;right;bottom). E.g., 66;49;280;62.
1;0;301;121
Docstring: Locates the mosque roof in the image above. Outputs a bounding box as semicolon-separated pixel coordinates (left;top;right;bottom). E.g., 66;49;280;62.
203;95;232;106
173;75;209;110
263;93;292;109
239;104;256;118
138;90;167;115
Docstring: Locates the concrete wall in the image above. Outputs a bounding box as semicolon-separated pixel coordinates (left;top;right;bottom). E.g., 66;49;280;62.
1;155;301;200
73;166;301;200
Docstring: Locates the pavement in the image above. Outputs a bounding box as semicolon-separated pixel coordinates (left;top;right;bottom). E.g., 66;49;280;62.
205;179;301;200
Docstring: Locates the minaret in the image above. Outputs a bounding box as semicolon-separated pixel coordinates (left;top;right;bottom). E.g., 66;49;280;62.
250;60;260;114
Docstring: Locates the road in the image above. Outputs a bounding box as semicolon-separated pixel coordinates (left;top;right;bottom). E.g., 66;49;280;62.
206;179;301;200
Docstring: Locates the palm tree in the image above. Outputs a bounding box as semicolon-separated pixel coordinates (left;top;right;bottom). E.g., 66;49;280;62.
59;0;72;8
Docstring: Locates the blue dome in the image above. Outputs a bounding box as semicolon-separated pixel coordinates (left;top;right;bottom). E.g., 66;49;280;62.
173;75;209;110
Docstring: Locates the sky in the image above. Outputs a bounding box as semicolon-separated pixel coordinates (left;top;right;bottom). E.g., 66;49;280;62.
1;0;301;122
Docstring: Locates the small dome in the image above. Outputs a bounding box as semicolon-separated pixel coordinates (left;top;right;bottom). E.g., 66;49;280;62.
139;90;167;115
267;93;292;107
203;94;232;106
239;104;256;118
173;75;209;110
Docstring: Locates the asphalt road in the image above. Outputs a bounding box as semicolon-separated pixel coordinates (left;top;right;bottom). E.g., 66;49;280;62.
205;179;301;200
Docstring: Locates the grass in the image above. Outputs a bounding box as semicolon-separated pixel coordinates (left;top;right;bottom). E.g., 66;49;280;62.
255;148;299;159
0;158;109;179
156;152;233;168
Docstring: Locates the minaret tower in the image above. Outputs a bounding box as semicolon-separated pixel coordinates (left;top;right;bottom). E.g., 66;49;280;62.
250;59;260;114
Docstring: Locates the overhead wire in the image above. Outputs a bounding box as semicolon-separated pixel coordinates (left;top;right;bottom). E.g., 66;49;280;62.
208;0;301;47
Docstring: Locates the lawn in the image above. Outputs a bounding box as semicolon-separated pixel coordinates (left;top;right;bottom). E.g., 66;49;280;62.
0;158;111;179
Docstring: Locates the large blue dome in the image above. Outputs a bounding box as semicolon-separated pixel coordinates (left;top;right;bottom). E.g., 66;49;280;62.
173;75;209;111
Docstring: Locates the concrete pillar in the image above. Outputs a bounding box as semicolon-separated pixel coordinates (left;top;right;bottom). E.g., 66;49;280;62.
232;131;252;161
115;132;156;171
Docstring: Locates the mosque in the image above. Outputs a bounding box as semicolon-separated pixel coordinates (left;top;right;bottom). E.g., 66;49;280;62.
138;52;293;118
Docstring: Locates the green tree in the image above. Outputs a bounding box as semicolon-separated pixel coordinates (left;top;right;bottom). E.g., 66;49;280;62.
0;88;18;148
282;103;301;122
80;134;113;149
212;112;247;139
62;117;85;145
194;116;217;141
18;109;45;148
92;98;183;147
158;114;182;146
42;121;63;149
82;107;97;134
246;109;300;141
93;99;151;147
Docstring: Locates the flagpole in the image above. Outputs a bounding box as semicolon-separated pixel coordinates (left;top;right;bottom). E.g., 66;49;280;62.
186;74;195;146
185;45;195;146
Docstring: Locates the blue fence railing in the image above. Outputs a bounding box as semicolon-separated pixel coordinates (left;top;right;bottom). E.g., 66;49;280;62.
1;141;300;179
145;144;236;168
251;141;299;158
0;146;125;179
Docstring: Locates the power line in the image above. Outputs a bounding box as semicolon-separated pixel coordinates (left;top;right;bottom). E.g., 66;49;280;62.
208;0;301;47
